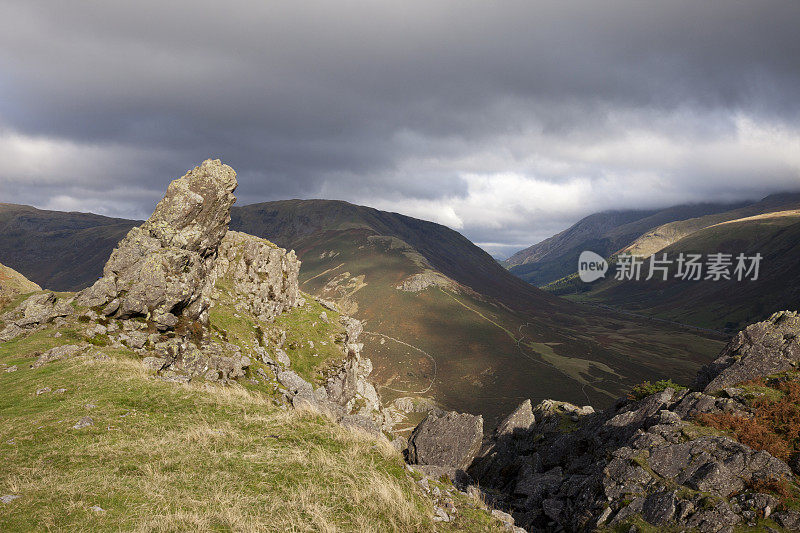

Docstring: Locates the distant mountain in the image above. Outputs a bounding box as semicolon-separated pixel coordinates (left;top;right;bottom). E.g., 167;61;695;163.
0;200;724;424
0;203;137;291
620;193;800;258
232;200;565;313
504;201;749;286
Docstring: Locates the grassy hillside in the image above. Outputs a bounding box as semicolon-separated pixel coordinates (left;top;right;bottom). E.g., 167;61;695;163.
504;201;748;287
0;263;40;309
621;193;800;258
0;293;510;532
560;211;800;332
232;200;560;312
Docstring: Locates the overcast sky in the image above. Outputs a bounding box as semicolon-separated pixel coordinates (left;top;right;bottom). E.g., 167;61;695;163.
1;1;799;257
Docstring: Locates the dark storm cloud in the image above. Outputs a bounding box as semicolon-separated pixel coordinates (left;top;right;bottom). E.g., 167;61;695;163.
1;0;799;252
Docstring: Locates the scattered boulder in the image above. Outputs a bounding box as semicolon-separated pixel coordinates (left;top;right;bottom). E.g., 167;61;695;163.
0;292;73;341
407;411;483;470
274;348;291;367
73;416;94;429
695;310;800;393
0;495;20;504
32;344;87;369
142;357;167;372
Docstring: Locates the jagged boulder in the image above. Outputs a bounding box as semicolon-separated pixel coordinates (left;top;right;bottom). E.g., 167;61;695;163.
77;159;237;325
695;310;800;393
496;399;536;437
407;411;483;470
0;292;73;341
211;231;300;322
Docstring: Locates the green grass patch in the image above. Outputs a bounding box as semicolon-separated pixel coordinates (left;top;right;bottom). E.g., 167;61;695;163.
0;332;453;532
628;379;686;401
273;298;346;384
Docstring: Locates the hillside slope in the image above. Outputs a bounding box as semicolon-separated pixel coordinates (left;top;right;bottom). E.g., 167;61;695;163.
0;200;725;425
621;193;800;258
0;262;40;309
561;210;800;331
504;201;748;286
230;200;726;424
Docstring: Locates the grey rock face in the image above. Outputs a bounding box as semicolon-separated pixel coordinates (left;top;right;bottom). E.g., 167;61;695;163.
496;399;535;437
695;310;800;393
77;159;237;324
32;344;87;369
407;411;483;470
211;231;300;322
0;292;74;341
470;381;796;532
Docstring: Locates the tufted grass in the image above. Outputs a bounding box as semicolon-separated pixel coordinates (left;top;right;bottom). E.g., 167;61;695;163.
0;332;432;532
0;322;510;532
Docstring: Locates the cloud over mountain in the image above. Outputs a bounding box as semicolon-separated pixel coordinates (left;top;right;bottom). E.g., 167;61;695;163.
1;0;799;256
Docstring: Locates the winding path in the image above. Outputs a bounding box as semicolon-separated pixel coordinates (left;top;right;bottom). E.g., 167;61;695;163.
363;331;438;395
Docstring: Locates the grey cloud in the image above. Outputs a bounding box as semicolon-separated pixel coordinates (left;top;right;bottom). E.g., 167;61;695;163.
0;0;799;252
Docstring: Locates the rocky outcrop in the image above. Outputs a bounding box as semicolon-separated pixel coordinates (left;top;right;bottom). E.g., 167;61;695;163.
77;159;237;325
52;160;388;434
468;388;796;532
395;270;456;292
275;313;390;435
211;231;300;322
695;310;800;393
0;262;41;309
0;292;73;341
463;314;800;532
407;411;483;470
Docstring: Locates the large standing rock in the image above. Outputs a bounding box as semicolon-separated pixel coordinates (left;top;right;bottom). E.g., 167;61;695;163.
77;159;237;325
407;411;483;470
694;311;800;393
211;231;300;322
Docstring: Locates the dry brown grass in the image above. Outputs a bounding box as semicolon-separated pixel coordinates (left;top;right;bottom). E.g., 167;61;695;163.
696;378;800;461
0;347;436;532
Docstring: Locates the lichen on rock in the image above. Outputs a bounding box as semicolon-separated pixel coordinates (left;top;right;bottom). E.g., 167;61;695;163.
76;159;238;324
211;230;300;322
